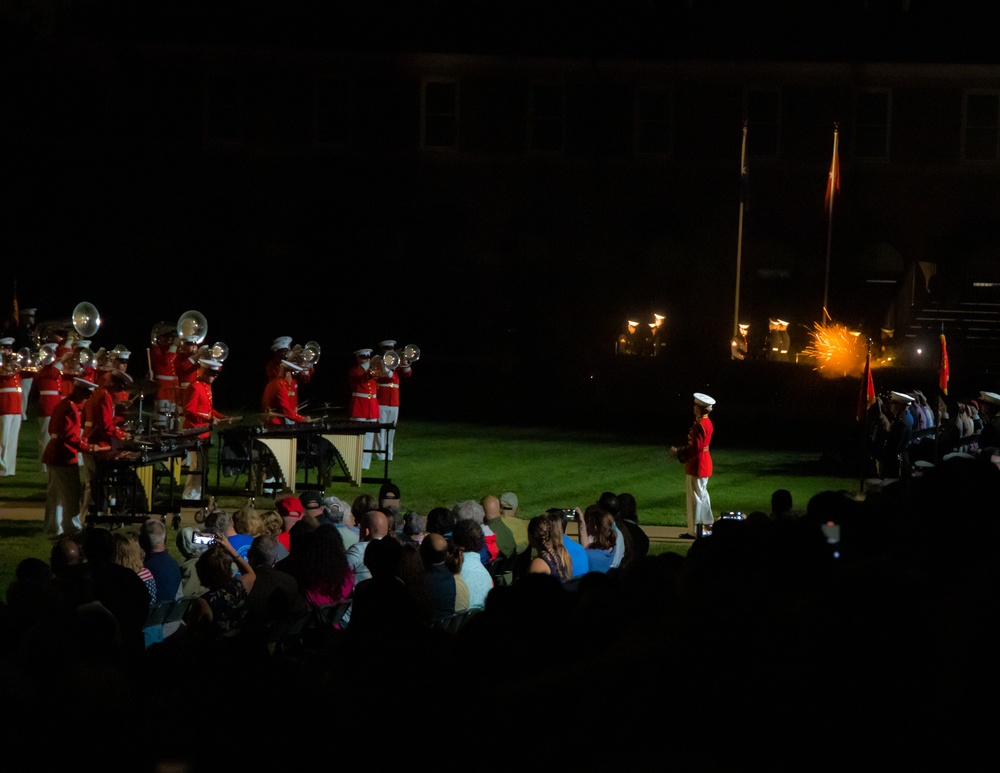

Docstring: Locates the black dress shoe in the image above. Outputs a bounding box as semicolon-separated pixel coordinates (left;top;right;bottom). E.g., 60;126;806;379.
678;532;696;540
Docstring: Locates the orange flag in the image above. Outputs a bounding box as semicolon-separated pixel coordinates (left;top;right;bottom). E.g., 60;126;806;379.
857;350;875;421
825;128;840;212
939;334;949;395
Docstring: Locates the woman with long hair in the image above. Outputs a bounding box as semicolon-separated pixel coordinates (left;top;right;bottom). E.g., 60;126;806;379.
297;523;354;607
527;513;573;581
577;504;617;574
111;531;157;609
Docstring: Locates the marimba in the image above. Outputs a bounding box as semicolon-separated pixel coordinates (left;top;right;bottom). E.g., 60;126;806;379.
217;417;393;494
88;435;205;524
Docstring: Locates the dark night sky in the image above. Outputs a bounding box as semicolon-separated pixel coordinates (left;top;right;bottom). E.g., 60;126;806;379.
1;1;992;417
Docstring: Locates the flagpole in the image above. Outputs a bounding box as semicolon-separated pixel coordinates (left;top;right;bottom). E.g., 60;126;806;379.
859;342;871;493
823;124;839;316
733;121;748;355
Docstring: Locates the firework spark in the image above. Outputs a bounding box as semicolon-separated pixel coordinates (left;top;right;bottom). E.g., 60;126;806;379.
801;321;869;378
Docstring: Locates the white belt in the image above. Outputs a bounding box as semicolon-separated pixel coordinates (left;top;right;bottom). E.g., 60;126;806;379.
180;382;190;388
156;375;177;381
352;392;375;398
40;390;59;396
379;384;399;389
0;388;21;393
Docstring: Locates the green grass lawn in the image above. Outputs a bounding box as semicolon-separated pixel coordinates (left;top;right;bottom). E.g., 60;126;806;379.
0;418;861;594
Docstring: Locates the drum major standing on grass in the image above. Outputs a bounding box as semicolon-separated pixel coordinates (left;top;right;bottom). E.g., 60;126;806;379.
670;392;716;539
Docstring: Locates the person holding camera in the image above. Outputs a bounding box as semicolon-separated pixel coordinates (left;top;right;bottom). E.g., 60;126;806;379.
670;392;716;539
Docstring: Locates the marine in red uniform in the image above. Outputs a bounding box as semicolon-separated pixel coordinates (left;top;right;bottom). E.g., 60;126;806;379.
262;359;309;424
182;358;226;500
670;392;715;539
149;328;179;429
349;348;379;470
265;336;293;382
81;368;131;512
375;339;412;462
42;378;98;537
35;345;64;471
0;337;23;477
173;338;201;428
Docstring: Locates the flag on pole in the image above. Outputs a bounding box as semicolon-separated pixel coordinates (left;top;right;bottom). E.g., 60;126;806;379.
939;334;949;395
857;349;875;421
740;123;750;212
825;127;840;212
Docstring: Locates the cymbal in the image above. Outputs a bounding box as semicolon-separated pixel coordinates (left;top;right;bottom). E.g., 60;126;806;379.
128;378;157;396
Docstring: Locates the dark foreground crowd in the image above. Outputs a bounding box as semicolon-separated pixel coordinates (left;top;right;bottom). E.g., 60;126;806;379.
2;455;1000;771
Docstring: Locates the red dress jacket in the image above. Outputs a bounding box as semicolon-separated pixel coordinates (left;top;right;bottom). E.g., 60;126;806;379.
184;379;222;439
150;344;178;401
0;372;23;416
348;365;379;420
36;363;63;418
679;415;713;478
174;356;200;409
376;365;412;408
83;386;126;445
262;377;307;424
42;398;92;467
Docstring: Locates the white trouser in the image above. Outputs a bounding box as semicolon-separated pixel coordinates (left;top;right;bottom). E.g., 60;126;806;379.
352;417;376;470
183;447;204;500
81;453;97;511
377;404;399;461
19;376;33;420
685;474;714;533
45;464;83;537
0;413;22;476
38;415;52;472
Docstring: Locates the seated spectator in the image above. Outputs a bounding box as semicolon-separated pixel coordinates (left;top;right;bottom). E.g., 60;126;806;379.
453;498;497;562
527;514;573;581
111;531;157;610
139;518;182;605
347;537;426;643
185;534;256;639
258;509;290;561
420;532;470;618
275;496;304;552
426;506;456;540
545;508;588;578
617;492;650;561
242;533;308;643
298;523;355;609
399;511;427;547
451;518;494;609
577;504;617;574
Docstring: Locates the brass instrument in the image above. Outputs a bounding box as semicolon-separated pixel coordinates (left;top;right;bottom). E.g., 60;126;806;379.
197;341;229;363
150;321;174;345
287;340;320;368
72;302;101;339
382;348;401;370
0;349;22;376
369;354;389;379
177;310;208;344
399;344;421;367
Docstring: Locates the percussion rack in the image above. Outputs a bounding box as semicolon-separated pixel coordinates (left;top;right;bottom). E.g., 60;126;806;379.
216;415;395;495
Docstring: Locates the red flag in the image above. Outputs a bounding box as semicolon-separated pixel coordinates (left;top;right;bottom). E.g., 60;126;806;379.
939;334;949;395
857;350;875;421
825;128;840;212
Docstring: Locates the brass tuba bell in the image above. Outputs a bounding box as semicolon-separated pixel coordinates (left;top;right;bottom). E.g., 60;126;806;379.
177;310;208;344
399;344;421;367
72;302;101;339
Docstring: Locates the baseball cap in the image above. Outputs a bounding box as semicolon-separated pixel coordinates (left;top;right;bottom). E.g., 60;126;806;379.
299;491;325;510
499;491;518;511
275;497;304;519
